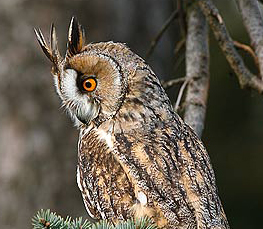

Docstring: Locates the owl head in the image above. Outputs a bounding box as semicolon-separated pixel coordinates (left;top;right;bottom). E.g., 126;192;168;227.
35;17;132;127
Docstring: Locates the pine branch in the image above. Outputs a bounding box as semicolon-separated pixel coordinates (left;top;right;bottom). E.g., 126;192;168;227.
32;209;157;229
32;209;92;229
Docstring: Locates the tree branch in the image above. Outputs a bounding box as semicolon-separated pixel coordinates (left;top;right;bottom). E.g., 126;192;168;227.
233;40;259;70
197;0;263;94
177;0;187;38
183;4;209;138
236;0;263;79
174;37;185;55
145;9;179;60
32;209;157;229
162;76;187;89
174;78;189;112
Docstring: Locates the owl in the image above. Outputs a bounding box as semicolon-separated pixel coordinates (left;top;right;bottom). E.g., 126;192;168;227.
35;17;229;228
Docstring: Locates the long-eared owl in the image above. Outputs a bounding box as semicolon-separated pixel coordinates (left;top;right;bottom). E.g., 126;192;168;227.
35;17;229;228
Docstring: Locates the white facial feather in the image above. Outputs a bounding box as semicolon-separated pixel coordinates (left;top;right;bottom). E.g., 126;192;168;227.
58;68;99;126
60;68;80;101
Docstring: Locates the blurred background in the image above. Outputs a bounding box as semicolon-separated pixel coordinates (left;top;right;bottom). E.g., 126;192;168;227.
0;0;262;228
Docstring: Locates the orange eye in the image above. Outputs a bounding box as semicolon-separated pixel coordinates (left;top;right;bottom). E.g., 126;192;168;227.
82;77;97;92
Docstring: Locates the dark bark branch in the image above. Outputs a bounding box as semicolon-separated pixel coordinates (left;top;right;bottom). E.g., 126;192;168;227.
145;9;179;60
173;52;185;72
178;0;187;38
174;37;185;55
197;0;263;94
183;5;209;138
236;0;263;79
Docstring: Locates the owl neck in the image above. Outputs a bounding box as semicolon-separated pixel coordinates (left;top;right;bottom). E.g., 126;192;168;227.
112;67;181;134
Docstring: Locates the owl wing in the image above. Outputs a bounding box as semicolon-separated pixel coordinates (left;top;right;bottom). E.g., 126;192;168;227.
112;67;229;228
113;120;228;228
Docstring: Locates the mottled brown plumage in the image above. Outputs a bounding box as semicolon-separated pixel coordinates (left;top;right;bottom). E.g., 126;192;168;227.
35;17;229;228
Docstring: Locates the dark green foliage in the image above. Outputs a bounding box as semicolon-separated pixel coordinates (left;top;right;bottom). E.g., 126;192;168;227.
32;209;158;229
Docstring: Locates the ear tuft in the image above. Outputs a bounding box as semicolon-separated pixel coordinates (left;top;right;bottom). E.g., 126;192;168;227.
34;28;53;62
50;23;62;64
34;24;62;66
67;16;86;57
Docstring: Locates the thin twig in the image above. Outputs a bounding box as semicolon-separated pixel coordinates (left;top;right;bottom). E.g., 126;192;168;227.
173;37;186;74
173;52;185;72
145;9;179;60
162;76;187;89
234;40;259;70
162;75;201;89
174;78;189;112
197;0;263;94
178;0;187;38
174;37;186;55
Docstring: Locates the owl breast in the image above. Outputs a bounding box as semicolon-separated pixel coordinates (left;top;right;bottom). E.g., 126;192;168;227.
77;122;171;227
77;123;146;222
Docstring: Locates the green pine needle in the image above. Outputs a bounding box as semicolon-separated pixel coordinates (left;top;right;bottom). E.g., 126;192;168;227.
32;209;158;229
32;209;91;229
